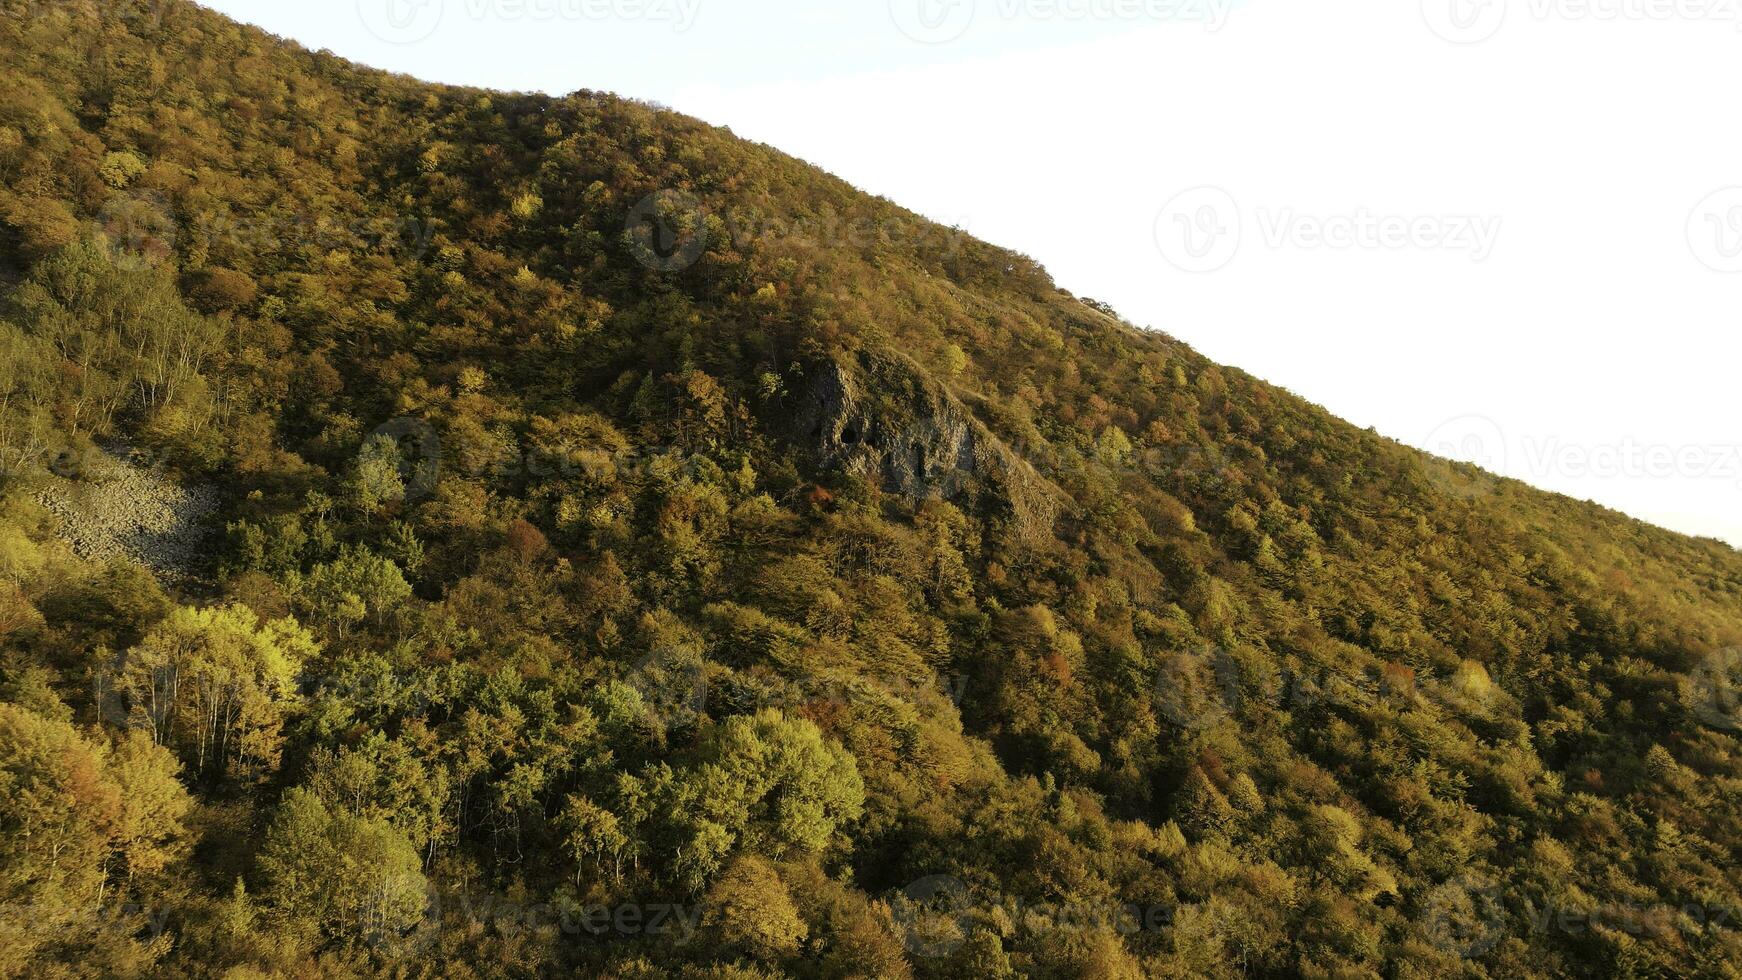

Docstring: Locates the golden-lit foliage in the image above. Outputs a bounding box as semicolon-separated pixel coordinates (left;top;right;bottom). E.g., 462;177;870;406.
1;3;1740;977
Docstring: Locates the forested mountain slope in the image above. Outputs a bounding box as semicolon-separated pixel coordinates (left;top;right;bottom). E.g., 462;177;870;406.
1;3;1740;977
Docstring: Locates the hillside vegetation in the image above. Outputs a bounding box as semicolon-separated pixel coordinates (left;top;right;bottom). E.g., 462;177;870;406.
1;2;1740;977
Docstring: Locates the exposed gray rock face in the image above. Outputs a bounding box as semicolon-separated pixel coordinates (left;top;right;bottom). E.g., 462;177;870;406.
785;351;1060;541
31;446;217;586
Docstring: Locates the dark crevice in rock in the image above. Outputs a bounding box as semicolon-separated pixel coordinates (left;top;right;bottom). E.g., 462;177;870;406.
779;350;1061;542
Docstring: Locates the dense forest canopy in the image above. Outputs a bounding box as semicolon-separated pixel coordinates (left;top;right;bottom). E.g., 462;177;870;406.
1;2;1740;977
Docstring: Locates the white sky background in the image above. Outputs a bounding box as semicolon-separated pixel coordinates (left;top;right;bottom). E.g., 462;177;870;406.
202;0;1742;546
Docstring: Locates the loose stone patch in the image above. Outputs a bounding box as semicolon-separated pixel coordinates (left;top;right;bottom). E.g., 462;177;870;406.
31;446;218;586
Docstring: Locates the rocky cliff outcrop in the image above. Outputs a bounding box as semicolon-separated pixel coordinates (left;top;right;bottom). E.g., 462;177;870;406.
783;351;1061;542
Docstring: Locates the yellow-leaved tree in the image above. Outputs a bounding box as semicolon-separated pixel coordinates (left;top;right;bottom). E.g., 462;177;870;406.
111;605;316;782
0;703;192;976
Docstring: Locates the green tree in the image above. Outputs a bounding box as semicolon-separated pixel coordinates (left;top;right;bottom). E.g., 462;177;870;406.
105;730;194;878
702;709;865;856
559;794;631;884
116;605;315;780
643;710;866;892
297;548;412;635
256;789;429;949
305;735;452;856
703;855;807;962
0;704;189;976
0;703;121;905
348;435;408;513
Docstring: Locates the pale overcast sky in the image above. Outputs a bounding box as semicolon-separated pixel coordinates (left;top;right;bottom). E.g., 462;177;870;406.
203;0;1742;546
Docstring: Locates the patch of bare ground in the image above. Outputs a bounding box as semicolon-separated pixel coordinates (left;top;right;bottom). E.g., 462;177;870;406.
30;446;219;587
